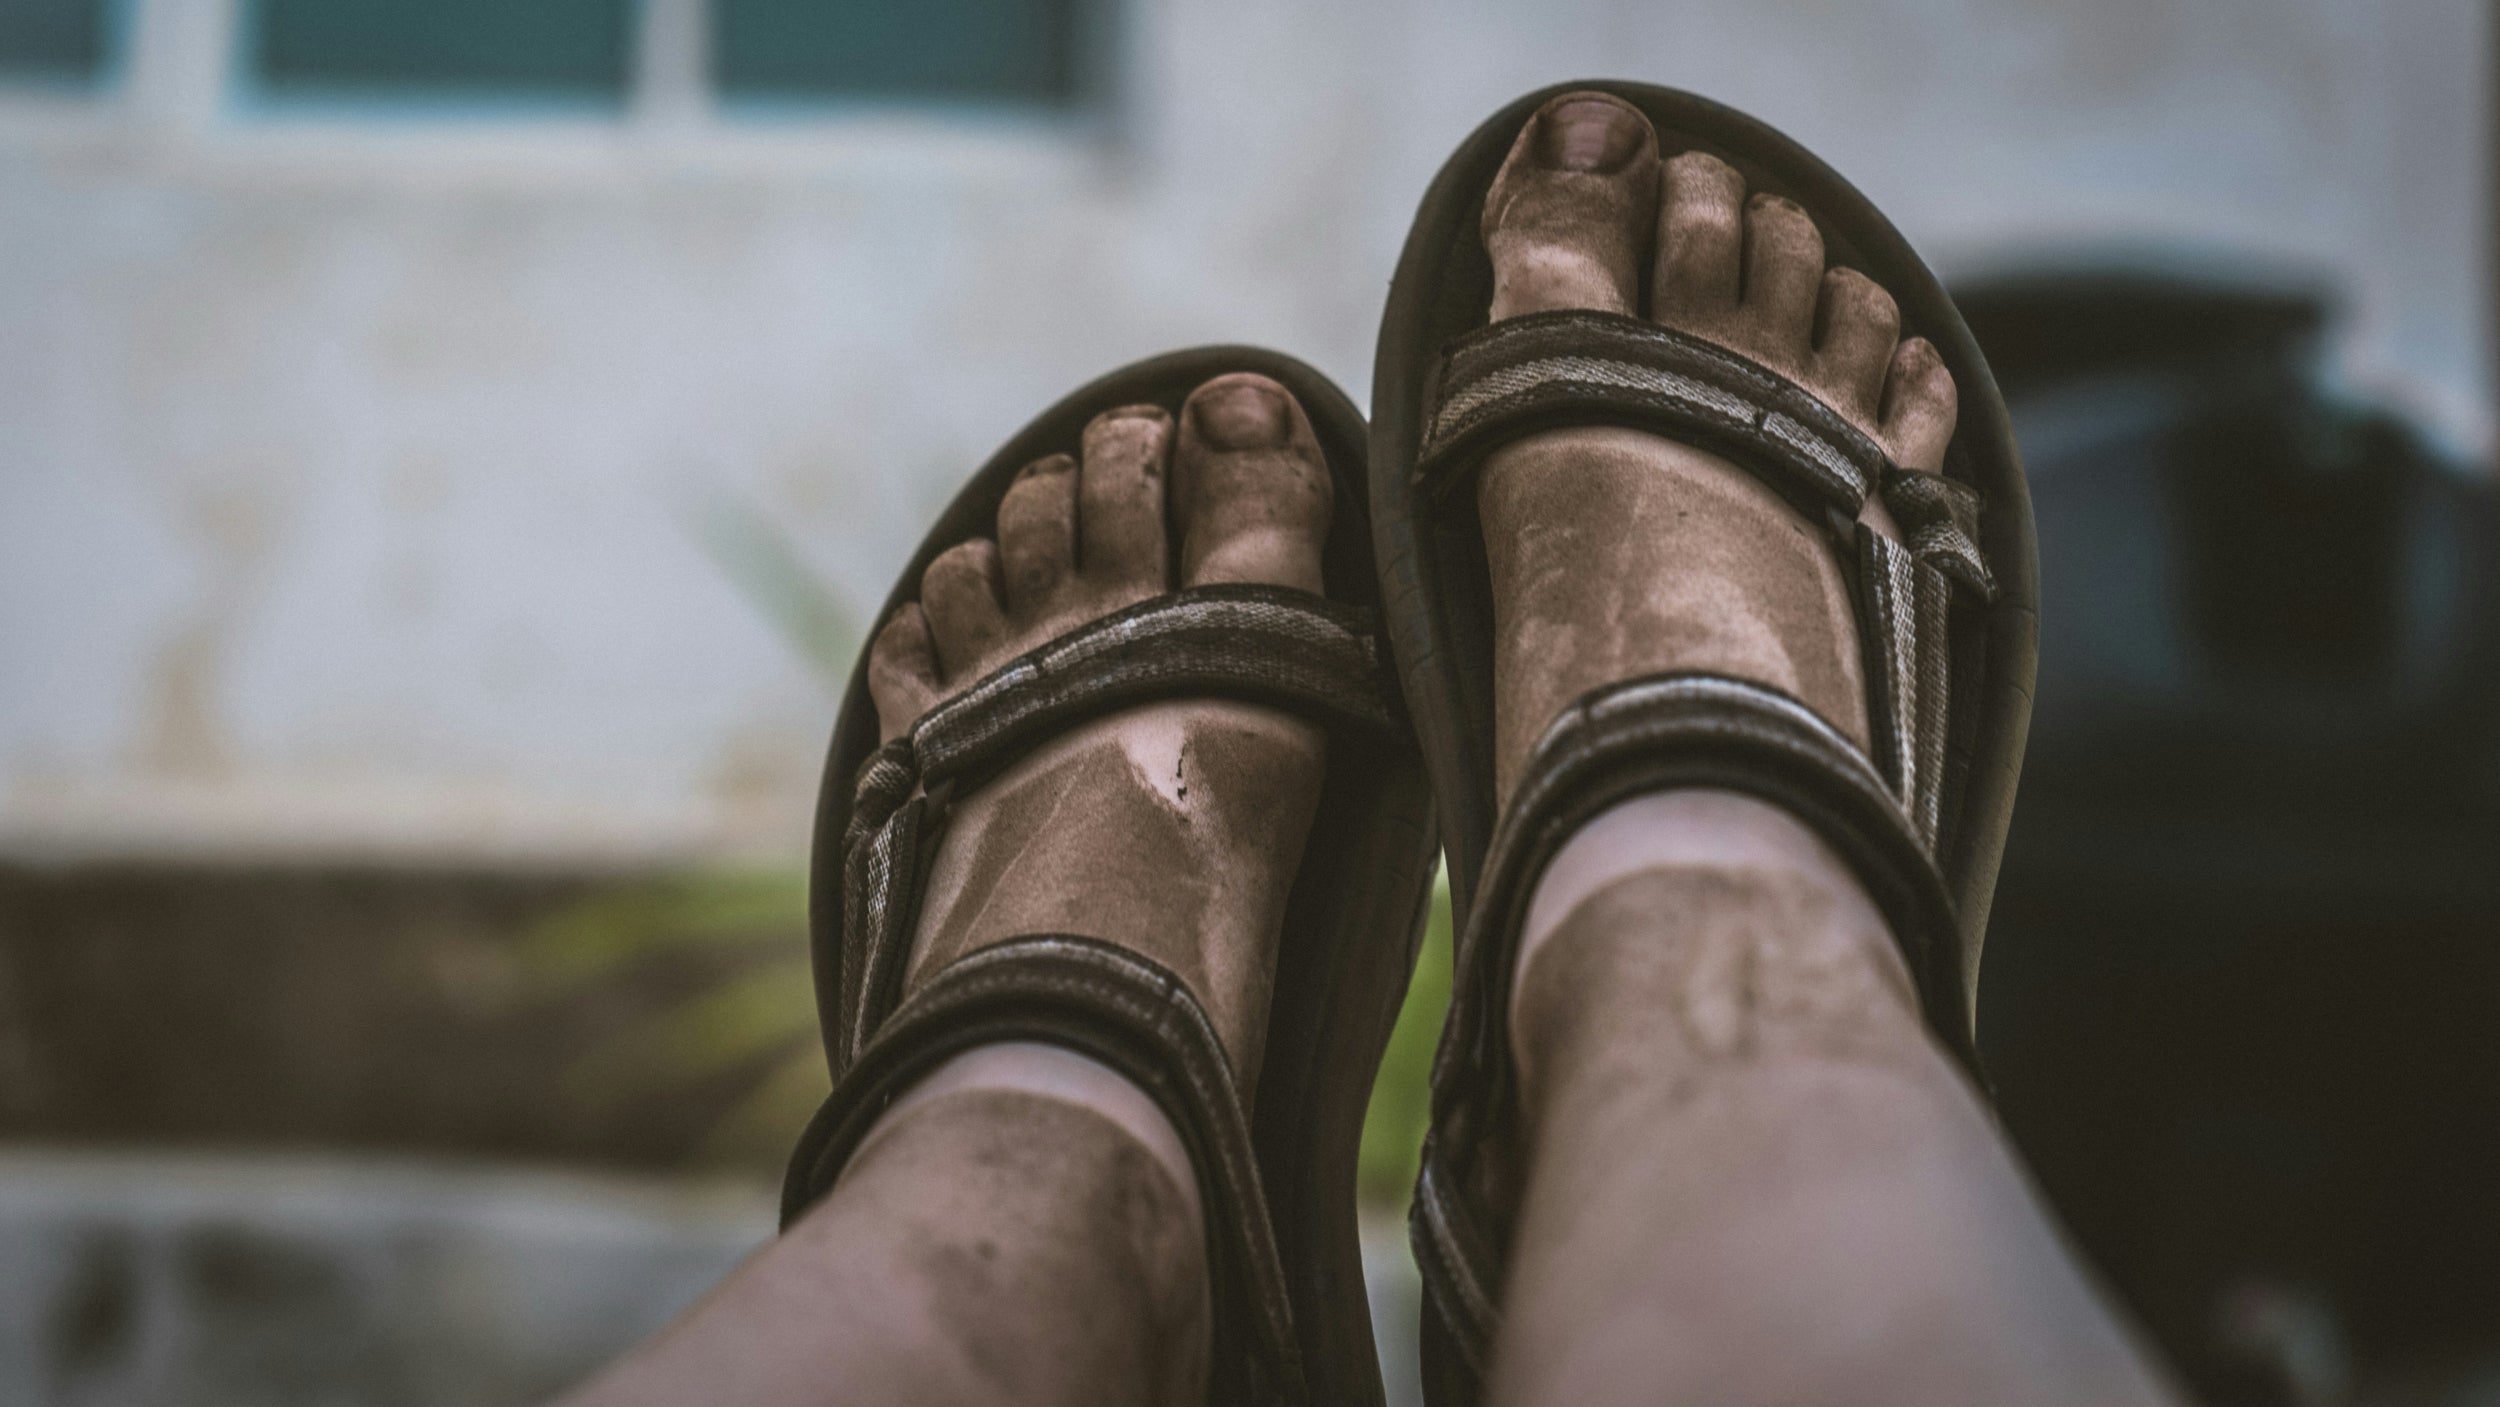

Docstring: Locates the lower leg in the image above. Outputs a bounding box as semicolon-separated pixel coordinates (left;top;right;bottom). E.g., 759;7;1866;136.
1487;790;2179;1407
562;1043;1208;1407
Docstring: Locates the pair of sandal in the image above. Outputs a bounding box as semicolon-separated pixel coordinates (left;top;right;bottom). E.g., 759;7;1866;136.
779;81;2034;1407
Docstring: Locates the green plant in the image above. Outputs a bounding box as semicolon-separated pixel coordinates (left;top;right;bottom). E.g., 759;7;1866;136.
520;489;852;1165
520;868;826;1163
1358;873;1452;1208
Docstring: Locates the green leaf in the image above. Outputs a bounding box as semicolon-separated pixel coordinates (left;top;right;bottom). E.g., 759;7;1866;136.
1357;869;1453;1210
689;489;860;681
519;869;808;982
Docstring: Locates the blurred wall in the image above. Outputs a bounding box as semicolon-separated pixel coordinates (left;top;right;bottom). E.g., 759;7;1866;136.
2;0;2487;868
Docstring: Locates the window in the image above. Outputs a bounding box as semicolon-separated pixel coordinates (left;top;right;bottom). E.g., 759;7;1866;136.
0;0;112;83
250;0;632;103
230;0;1095;119
711;0;1085;110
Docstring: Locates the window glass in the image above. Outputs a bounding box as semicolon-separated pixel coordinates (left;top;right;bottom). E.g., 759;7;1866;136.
713;0;1083;108
251;0;632;101
0;0;109;81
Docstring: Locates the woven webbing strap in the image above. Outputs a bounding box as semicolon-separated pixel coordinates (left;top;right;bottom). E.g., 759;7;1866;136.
1858;526;1955;849
1411;670;1965;1374
1418;308;1996;592
904;584;1397;796
1419;308;1889;516
782;935;1307;1407
832;584;1395;1069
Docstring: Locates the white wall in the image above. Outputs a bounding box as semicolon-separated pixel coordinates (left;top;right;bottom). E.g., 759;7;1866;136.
1;0;2486;865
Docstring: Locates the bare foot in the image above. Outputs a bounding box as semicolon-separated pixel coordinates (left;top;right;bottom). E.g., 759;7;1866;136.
866;372;1338;1089
1476;91;1959;806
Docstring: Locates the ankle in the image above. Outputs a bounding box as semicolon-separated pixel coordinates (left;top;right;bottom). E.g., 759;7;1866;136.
803;1041;1213;1406
1507;791;1925;1114
1515;791;1876;960
871;1042;1201;1218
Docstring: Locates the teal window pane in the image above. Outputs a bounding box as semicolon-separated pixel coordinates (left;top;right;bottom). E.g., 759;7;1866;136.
0;0;108;80
713;0;1083;107
252;0;631;99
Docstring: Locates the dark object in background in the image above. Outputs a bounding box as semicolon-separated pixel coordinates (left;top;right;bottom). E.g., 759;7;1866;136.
1966;262;2500;1405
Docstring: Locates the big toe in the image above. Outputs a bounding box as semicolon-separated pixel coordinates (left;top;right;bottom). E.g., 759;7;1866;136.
1483;92;1660;320
1174;373;1331;594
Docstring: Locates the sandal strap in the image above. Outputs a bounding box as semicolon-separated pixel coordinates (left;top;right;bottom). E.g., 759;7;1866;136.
781;934;1307;1407
1858;525;1957;849
1412;669;1967;1371
1419;308;1888;519
834;584;1397;1069
908;583;1396;799
1483;670;1960;1042
1417;307;1997;597
1884;463;1995;598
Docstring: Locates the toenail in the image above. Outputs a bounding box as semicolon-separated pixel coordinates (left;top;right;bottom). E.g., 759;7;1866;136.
1533;97;1644;174
1018;453;1075;479
1100;404;1169;424
1190;380;1292;450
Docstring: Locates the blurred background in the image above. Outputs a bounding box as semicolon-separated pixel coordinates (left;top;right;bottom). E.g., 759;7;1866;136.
0;1;2491;1403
